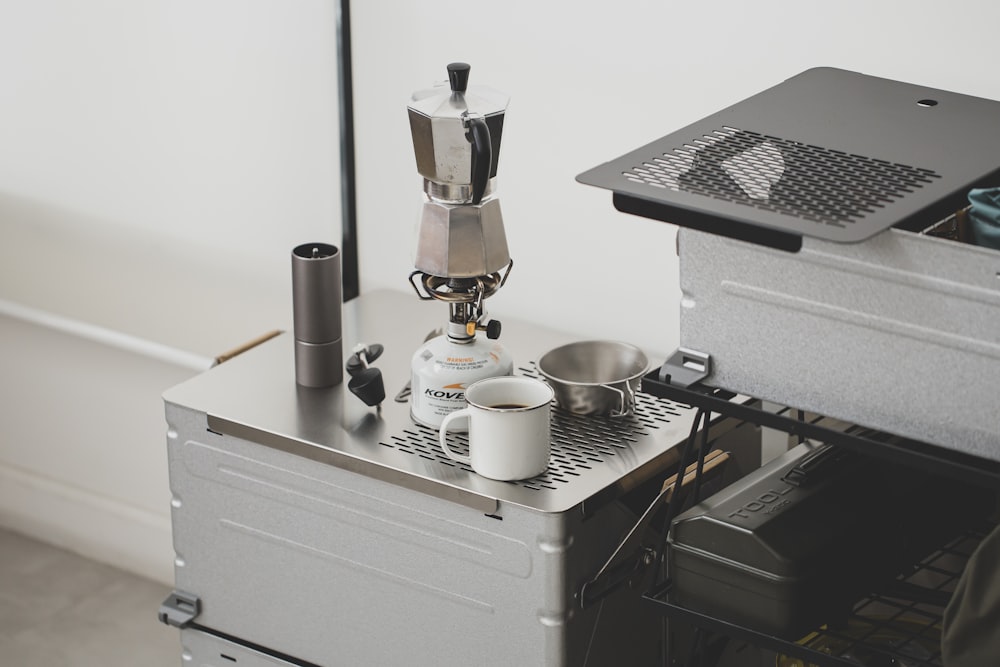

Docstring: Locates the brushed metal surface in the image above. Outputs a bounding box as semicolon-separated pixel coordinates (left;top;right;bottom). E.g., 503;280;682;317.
163;289;703;514
165;402;665;666
181;628;301;666
678;226;1000;460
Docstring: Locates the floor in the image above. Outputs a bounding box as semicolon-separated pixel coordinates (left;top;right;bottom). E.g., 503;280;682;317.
0;527;179;667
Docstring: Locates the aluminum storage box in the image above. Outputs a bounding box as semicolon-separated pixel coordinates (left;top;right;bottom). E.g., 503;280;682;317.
162;289;755;666
677;223;1000;460
179;628;302;667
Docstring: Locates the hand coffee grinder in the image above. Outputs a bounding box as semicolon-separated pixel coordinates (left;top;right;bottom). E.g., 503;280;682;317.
407;63;514;428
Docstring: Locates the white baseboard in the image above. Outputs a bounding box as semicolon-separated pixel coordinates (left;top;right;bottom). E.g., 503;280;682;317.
0;462;175;586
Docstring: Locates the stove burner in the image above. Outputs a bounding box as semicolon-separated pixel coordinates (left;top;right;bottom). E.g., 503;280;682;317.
408;263;511;305
407;261;512;342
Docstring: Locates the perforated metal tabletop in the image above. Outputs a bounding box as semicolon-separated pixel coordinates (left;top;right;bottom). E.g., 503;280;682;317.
164;290;716;514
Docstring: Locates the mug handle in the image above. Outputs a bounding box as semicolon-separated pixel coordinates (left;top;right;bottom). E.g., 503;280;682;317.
439;408;472;464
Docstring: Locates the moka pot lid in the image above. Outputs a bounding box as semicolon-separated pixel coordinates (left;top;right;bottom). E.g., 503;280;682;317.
408;62;508;122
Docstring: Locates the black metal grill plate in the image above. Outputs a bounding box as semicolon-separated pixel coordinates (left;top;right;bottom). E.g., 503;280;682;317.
622;126;940;229
578;68;1000;246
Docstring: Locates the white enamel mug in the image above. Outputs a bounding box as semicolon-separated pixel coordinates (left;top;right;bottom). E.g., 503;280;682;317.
438;376;554;481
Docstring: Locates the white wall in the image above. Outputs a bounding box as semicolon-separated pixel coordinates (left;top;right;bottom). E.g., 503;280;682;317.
3;0;1000;583
0;1;342;583
0;0;342;268
351;0;1000;356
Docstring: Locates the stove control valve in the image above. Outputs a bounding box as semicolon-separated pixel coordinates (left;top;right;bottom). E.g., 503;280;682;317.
466;318;502;339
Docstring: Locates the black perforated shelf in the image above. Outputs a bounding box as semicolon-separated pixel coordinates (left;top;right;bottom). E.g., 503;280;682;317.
578;68;1000;251
620;126;940;229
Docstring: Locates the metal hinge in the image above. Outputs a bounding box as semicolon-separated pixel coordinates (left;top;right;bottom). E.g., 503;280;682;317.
158;590;201;628
657;348;711;388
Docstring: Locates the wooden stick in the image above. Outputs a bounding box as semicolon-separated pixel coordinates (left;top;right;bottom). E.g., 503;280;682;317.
660;449;731;503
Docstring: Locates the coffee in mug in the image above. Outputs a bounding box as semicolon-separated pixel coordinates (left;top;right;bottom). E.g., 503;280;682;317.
438;376;553;481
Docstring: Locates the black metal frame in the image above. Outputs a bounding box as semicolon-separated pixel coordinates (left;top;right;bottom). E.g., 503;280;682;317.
641;371;1000;488
638;371;1000;667
336;0;359;301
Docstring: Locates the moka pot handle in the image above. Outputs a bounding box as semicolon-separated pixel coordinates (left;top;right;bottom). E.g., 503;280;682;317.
466;116;491;205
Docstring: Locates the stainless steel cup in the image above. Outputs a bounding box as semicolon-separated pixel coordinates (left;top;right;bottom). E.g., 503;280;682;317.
537;340;648;417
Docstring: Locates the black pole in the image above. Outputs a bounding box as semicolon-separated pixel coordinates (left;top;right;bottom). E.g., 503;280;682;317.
336;0;359;301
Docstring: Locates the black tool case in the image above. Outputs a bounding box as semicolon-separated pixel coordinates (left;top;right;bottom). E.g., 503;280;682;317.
666;440;991;639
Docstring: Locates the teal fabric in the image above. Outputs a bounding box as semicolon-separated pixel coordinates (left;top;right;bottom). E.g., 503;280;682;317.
967;187;1000;250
